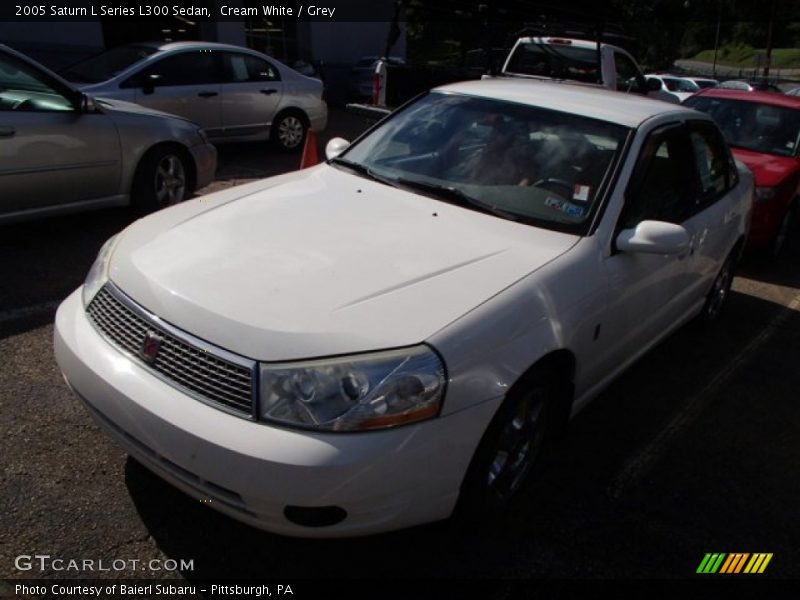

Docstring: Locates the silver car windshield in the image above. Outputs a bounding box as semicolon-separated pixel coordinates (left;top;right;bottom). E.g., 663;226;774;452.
338;92;630;233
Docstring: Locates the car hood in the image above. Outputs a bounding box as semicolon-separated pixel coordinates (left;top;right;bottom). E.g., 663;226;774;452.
95;97;196;124
731;147;798;187
109;166;578;361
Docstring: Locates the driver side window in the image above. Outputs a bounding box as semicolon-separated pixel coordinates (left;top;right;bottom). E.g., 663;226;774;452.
620;125;695;229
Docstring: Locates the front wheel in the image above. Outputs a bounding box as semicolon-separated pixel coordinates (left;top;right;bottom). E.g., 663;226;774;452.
132;148;190;214
456;375;556;520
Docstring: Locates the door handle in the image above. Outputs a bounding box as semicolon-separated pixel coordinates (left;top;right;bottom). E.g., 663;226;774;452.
0;126;15;137
260;89;278;95
197;91;218;98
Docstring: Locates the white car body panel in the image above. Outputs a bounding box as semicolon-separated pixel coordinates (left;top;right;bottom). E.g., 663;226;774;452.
109;164;579;362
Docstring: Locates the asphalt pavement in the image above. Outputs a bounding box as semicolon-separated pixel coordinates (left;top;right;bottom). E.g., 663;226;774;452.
1;108;799;589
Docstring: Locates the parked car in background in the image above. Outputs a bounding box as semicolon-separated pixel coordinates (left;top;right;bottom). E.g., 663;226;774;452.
499;36;663;99
348;55;407;101
685;89;800;255
56;79;751;537
60;41;327;151
646;74;701;102
684;76;719;89
0;44;215;223
786;87;800;97
718;79;783;93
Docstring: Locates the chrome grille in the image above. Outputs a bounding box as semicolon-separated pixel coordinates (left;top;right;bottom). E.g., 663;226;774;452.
87;285;255;416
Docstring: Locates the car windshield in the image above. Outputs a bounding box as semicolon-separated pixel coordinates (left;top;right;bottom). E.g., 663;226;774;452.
662;77;699;92
685;96;800;157
60;45;158;83
504;42;600;84
335;92;630;234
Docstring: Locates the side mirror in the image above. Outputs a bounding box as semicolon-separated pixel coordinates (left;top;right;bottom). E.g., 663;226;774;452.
616;220;690;255
646;78;662;92
325;137;350;160
81;94;98;114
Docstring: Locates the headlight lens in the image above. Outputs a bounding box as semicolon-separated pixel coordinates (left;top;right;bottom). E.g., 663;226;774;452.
82;234;120;308
259;346;446;431
755;187;776;202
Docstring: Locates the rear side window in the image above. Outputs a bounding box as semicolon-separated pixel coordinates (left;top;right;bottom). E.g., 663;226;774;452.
224;53;280;83
688;124;730;202
505;42;599;83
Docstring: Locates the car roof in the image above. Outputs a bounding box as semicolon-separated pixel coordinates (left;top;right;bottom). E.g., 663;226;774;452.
694;88;800;109
433;78;692;128
150;41;261;53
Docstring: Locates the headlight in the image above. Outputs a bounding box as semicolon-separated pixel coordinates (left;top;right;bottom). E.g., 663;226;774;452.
259;345;446;431
82;234;120;308
755;187;776;202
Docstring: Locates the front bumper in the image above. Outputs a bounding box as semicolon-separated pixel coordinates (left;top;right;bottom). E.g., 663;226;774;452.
189;142;217;191
54;288;499;537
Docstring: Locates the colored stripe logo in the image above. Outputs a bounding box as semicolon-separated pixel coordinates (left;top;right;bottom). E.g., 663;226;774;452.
697;553;773;574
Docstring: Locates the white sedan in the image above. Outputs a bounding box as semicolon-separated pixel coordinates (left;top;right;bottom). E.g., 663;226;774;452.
54;79;752;537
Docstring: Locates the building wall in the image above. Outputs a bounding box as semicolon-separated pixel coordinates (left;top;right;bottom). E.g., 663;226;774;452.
0;22;104;68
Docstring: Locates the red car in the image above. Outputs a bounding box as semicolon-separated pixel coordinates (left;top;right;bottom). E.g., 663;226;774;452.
684;89;800;255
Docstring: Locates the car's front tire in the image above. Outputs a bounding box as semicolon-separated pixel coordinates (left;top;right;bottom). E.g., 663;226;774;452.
456;369;558;521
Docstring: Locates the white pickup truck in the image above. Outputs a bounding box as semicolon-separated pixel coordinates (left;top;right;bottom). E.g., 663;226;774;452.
499;36;677;103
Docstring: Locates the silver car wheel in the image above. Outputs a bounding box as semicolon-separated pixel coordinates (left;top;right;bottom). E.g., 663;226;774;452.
278;115;305;149
154;154;186;207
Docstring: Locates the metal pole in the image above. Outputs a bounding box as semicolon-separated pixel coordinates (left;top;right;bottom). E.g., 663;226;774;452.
764;0;776;78
711;0;722;79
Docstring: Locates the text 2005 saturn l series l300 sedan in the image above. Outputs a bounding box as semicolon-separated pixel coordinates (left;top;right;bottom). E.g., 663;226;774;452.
55;79;753;537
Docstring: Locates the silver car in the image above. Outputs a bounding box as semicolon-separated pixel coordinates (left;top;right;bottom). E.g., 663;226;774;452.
0;45;216;223
61;41;328;151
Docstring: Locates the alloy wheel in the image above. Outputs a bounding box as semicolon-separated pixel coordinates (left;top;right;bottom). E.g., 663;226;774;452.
154;155;186;207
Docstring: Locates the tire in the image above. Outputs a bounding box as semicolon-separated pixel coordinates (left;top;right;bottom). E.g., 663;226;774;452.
698;251;736;324
456;370;558;521
271;111;307;152
132;147;190;214
770;201;797;259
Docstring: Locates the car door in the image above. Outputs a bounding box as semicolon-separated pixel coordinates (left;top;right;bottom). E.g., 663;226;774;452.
128;51;223;135
599;123;697;370
0;50;120;215
219;52;284;139
684;120;742;299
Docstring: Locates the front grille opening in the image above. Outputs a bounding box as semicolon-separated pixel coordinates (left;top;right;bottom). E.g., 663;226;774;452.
86;285;255;416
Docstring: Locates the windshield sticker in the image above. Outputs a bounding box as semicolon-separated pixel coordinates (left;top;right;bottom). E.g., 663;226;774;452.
572;184;591;202
545;196;586;218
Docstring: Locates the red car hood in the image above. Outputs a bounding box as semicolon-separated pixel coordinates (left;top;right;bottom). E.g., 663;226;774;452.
731;147;798;187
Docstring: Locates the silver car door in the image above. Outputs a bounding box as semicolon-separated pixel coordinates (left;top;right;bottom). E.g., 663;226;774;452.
130;51;223;135
219;52;283;138
0;50;119;215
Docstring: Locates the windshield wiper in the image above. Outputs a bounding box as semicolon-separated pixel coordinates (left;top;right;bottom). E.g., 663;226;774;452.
328;157;398;187
392;178;519;221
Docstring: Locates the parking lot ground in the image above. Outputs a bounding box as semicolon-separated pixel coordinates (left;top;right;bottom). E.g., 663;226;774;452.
1;107;800;586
